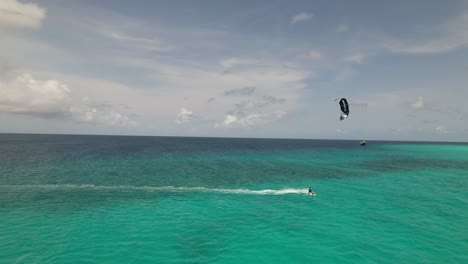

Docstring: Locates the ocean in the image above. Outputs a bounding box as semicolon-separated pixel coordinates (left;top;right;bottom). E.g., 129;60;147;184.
0;134;467;263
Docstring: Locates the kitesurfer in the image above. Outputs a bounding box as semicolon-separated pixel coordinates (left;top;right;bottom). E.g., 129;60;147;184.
336;98;350;121
308;186;315;195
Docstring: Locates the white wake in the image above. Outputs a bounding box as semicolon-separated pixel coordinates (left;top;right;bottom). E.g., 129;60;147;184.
0;184;308;195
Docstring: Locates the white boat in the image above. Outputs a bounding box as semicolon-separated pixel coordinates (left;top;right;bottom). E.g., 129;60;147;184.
360;140;367;146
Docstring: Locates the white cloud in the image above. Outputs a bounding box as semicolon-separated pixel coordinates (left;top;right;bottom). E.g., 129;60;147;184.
411;96;424;110
224;86;256;96
99;27;172;52
344;53;366;64
434;126;453;134
118;57;308;98
385;12;468;54
335;68;356;81
291;12;314;24
69;103;136;126
217;111;286;128
435;126;445;133
219;114;237;127
175;108;193;124
305;50;322;61
337;24;349;32
111;57;308;131
0;73;135;126
0;73;71;114
220;57;261;71
0;0;46;29
215;95;287;128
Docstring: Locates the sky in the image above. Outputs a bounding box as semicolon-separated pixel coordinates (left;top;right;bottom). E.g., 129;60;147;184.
1;0;468;141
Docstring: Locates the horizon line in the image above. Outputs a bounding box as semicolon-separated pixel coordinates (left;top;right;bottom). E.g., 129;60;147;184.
0;132;466;144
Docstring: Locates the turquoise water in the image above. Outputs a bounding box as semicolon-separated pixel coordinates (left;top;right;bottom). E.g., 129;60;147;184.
1;135;467;263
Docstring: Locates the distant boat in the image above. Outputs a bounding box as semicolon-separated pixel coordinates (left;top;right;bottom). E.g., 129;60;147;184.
360;140;367;146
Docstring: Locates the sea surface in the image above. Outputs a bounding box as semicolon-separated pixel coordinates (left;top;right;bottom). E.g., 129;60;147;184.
0;134;467;263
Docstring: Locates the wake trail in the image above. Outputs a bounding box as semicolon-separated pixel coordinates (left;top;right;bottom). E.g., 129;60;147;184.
0;184;308;195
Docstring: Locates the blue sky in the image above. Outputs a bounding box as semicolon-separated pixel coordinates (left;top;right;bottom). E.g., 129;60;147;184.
1;0;467;141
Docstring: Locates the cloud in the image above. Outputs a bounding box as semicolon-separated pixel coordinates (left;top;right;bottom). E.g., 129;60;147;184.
384;12;468;54
175;108;193;124
411;96;424;110
224;86;256;96
0;73;135;126
344;53;366;64
99;27;172;52
0;73;71;114
335;67;356;81
118;57;308;97
69;103;136;126
435;126;453;134
260;95;286;106
291;12;314;24
113;57;308;129
230;96;286;115
216;95;287;128
220;57;261;72
337;24;349;33
305;50;322;61
0;0;46;29
0;61;18;79
218;111;286;128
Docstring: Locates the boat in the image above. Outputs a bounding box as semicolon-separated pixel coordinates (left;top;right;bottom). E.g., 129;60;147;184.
360;140;367;146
